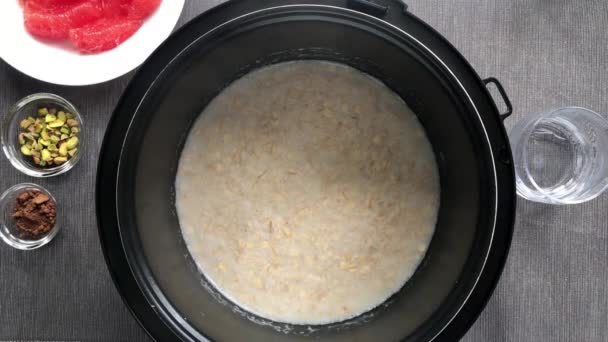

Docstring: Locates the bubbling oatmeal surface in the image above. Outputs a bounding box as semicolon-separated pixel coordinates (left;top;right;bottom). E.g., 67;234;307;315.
175;61;439;324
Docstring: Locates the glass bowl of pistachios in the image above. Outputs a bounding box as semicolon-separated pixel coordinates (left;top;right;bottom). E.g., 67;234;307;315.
1;93;83;177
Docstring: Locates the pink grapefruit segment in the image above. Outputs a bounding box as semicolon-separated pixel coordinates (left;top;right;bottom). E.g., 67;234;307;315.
100;0;130;18
127;0;160;19
24;0;103;40
69;18;143;53
28;0;84;6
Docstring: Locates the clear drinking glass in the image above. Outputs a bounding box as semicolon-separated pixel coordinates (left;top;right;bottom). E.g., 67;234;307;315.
509;107;608;204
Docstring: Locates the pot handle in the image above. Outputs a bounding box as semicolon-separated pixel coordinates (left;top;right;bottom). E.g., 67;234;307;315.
347;0;388;17
483;77;513;120
347;0;409;17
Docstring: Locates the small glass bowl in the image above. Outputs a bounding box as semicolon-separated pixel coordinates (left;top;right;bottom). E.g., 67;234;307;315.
0;183;60;250
1;93;85;177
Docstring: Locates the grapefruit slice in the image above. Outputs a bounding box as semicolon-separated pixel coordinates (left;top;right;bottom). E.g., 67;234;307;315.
28;0;85;6
101;0;131;18
127;0;160;19
69;18;143;53
24;0;103;40
24;1;71;39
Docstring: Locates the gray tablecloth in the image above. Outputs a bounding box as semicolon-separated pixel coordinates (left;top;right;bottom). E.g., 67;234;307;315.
1;1;606;341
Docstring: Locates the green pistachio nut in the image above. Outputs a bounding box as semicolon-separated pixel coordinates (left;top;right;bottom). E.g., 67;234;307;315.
54;156;68;164
20;145;32;156
48;120;65;128
65;136;79;149
20;119;32;129
37;107;48;116
66;119;79;127
41;149;51;161
45;114;57;123
59;143;68;156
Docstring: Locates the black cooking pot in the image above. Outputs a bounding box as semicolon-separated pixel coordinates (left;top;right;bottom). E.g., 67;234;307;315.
97;0;516;341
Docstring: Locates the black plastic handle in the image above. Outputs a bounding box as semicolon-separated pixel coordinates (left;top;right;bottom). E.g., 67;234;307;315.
483;77;513;120
347;0;410;18
347;0;388;17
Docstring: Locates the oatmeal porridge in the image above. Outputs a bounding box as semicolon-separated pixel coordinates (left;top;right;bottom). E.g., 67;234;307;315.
175;61;440;324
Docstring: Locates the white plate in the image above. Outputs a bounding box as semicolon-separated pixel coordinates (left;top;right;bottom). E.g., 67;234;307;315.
0;0;184;86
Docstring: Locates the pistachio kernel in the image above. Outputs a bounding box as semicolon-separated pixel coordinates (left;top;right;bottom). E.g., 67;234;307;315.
54;157;68;164
65;136;79;150
37;107;48;116
59;143;68;156
20;118;33;129
44;114;57;123
48;120;64;128
21;145;32;156
41;149;51;161
66;119;79;127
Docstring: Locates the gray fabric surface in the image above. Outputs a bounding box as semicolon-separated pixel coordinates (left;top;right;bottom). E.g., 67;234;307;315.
0;0;606;341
